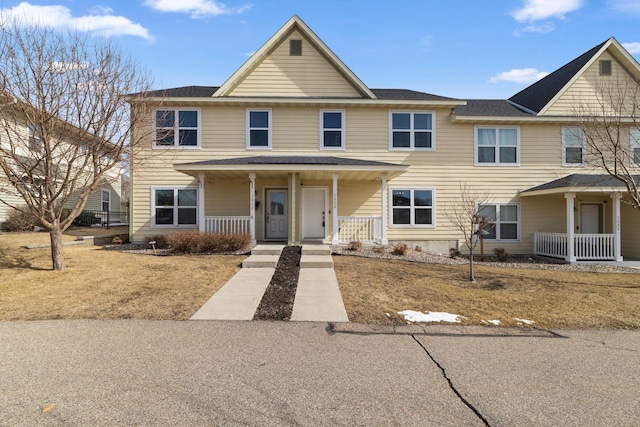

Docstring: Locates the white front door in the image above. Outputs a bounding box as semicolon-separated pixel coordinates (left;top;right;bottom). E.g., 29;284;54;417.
581;204;602;234
302;188;326;239
266;189;287;240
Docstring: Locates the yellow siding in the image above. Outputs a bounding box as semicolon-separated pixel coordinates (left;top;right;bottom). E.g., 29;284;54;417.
621;202;640;259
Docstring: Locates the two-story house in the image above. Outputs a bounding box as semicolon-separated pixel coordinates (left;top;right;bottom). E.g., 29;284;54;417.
128;15;640;263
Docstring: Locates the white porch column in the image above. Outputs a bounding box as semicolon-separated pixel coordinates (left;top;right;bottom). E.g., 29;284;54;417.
611;193;623;261
249;173;256;244
332;173;339;245
565;193;576;263
198;173;205;232
380;174;388;245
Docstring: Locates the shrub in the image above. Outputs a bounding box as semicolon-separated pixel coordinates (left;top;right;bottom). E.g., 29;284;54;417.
347;241;362;252
414;245;423;252
392;242;408;256
493;247;509;262
168;231;252;254
449;247;461;258
73;210;101;227
145;234;170;249
2;207;41;232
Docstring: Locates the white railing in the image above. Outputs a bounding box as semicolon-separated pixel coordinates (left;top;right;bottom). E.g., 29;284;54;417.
204;216;251;234
534;232;616;260
337;216;382;243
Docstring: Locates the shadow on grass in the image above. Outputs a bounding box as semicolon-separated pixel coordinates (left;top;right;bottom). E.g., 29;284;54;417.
0;246;51;271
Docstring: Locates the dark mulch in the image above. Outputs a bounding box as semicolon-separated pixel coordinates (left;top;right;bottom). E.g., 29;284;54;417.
253;246;301;321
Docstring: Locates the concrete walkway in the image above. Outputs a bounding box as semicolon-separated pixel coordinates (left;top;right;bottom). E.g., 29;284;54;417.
191;245;349;322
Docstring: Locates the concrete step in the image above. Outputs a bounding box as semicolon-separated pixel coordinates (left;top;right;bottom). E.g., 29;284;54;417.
251;245;284;256
242;255;280;268
299;254;334;268
302;244;331;256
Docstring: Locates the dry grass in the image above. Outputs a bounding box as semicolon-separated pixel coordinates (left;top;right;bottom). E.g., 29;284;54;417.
334;256;640;329
0;232;242;321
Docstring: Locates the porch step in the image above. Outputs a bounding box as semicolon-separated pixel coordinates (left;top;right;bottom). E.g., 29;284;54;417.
242;255;280;268
301;244;331;256
251;245;285;256
300;255;334;269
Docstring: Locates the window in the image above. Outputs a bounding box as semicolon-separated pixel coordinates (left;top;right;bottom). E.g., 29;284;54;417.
28;124;42;151
247;109;271;149
320;110;345;149
153;187;198;227
600;60;612;76
562;127;585;166
101;189;110;213
80;143;87;155
478;203;519;241
290;39;302;56
475;127;519;165
154;108;200;148
390;112;434;150
631;128;640;167
390;188;434;227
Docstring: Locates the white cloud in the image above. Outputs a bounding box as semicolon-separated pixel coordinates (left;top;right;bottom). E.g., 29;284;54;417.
511;0;584;22
521;23;555;33
0;2;152;40
143;0;252;18
623;42;640;54
489;68;550;84
608;0;640;13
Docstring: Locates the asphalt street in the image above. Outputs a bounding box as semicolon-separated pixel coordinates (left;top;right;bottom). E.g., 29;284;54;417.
0;320;638;426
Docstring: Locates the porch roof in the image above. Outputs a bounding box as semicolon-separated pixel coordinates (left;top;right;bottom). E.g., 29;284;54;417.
521;174;633;196
174;155;407;180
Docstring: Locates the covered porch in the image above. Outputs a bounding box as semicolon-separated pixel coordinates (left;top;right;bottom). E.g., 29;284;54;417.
174;156;406;245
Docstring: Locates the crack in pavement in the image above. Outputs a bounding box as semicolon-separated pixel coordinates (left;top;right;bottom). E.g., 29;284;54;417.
410;334;491;427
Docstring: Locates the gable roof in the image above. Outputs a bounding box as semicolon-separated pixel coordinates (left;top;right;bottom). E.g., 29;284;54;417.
521;173;634;196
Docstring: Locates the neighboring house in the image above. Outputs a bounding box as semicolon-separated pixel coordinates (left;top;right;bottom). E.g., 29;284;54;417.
128;15;640;263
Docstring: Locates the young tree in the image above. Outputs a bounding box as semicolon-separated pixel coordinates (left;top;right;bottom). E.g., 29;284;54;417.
445;183;493;282
0;23;156;270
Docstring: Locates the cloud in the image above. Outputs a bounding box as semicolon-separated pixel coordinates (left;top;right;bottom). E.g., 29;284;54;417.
511;0;584;22
608;0;640;13
489;68;550;84
0;2;152;40
623;42;640;54
520;23;555;33
143;0;252;18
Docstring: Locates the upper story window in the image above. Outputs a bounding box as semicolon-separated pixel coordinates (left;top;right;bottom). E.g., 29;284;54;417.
320;110;345;150
389;111;434;150
478;203;519;241
154;108;200;148
247;109;272;149
631;128;640;167
475;126;519;165
28;123;42;151
390;188;434;227
562;127;585;166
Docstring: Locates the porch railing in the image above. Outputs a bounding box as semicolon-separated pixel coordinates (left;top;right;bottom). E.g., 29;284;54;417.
337;216;381;244
72;210;129;229
204;216;251;234
534;232;616;260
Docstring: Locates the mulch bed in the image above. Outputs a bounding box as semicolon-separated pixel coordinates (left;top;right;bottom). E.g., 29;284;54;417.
253;246;301;321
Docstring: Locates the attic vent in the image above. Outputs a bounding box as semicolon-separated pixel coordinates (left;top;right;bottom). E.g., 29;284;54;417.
290;39;302;56
599;60;612;76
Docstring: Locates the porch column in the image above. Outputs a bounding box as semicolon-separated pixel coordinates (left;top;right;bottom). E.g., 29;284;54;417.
380;174;388;245
332;173;339;245
565;193;576;263
249;173;256;244
198;173;205;232
611;193;623;261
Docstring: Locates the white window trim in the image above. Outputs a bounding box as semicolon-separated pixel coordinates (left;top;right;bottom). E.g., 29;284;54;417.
246;108;272;150
477;202;521;242
562;127;586;167
388;187;436;228
388;111;436;151
151;186;199;228
101;189;111;213
319;109;345;150
631;128;640;167
474;126;520;166
152;108;201;149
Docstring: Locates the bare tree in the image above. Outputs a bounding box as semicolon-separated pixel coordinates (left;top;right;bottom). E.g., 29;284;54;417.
445;183;493;282
0;23;156;270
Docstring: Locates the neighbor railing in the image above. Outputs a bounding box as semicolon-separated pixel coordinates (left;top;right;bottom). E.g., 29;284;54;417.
204;216;251;234
73;210;129;229
337;216;381;243
534;232;615;261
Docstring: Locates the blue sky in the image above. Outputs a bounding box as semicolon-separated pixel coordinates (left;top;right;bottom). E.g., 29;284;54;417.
1;0;639;99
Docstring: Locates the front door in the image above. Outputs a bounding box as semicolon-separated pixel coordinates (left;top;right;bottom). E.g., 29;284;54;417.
581;204;602;234
266;189;287;240
302;188;326;239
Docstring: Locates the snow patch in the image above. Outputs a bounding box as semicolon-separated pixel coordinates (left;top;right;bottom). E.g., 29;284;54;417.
398;310;464;323
514;317;534;325
482;319;501;325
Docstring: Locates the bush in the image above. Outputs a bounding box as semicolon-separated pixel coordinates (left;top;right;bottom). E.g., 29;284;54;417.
168;231;252;254
145;234;171;249
73;210;101;227
2;207;41;232
347;241;362;252
449;247;461;258
493;247;509;262
392;242;408;256
414;245;422;252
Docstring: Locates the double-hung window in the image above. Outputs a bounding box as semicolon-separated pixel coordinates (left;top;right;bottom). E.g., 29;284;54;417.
562;127;585;166
28;124;42;151
153;187;198;227
101;189;110;213
390;188;434;227
247;109;271;149
390;111;434;150
320;110;345;149
475;127;519;165
631;128;640;167
154;108;200;148
478;203;519;241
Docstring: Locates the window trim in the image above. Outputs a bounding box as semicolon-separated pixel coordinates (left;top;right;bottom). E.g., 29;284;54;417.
319;109;345;150
477;202;521;242
246;108;272;150
631;128;640;167
152;108;201;149
389;187;436;228
101;189;111;213
388;111;436;151
474;126;520;166
562;127;586;167
151;186;199;228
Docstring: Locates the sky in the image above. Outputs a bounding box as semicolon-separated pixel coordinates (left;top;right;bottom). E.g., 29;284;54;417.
1;0;639;99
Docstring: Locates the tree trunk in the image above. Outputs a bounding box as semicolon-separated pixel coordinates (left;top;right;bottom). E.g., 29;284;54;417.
50;227;66;271
469;245;475;282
